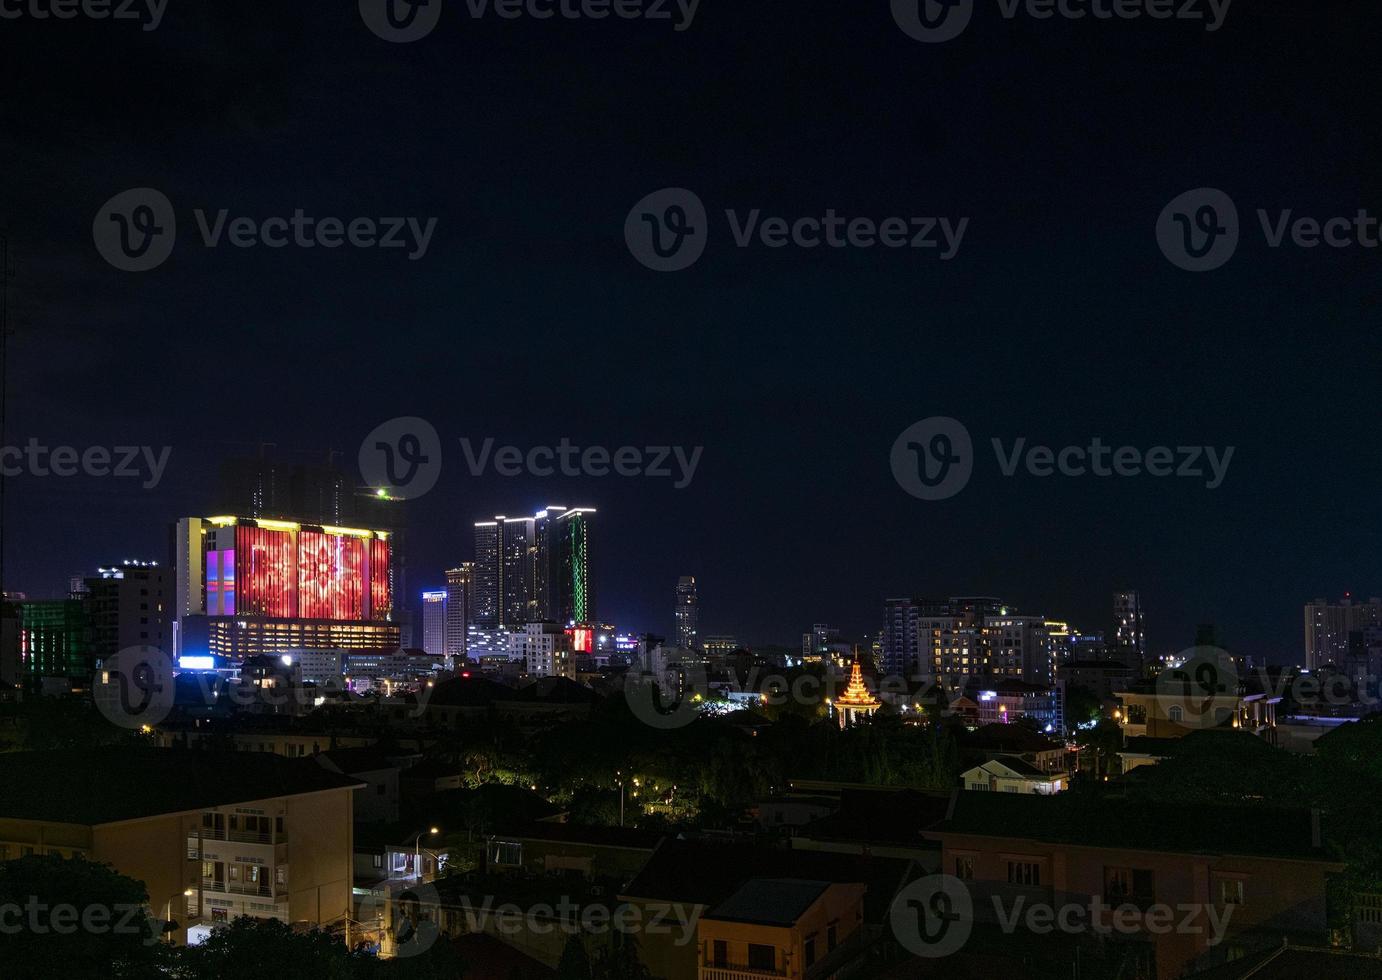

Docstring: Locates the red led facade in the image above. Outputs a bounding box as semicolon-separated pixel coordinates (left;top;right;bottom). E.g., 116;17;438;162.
298;531;365;620
220;523;391;622
369;538;392;620
236;526;297;618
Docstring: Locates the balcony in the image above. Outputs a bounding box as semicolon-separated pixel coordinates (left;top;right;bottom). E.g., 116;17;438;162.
201;877;284;899
701;967;786;980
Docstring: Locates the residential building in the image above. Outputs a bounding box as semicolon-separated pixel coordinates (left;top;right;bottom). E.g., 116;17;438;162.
519;621;574;679
84;560;170;665
0;748;360;946
961;756;1067;794
924;791;1345;980
1304;596;1382;670
1114;590;1146;670
697;878;868;979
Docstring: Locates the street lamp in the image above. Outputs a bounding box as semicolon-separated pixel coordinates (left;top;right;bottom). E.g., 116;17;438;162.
408;827;440;879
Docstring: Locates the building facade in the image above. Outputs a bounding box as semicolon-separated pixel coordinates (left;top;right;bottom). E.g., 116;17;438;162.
444;564;472;663
421;590;446;658
674;576;699;650
1304;596;1382;670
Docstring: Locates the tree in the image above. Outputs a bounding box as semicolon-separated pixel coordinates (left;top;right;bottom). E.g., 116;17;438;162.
557;934;593;979
0;853;170;980
179;917;352;980
591;938;653;980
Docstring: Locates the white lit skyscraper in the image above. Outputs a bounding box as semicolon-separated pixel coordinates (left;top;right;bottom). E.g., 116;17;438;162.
422;590;447;658
674;576;699;650
445;564;472;663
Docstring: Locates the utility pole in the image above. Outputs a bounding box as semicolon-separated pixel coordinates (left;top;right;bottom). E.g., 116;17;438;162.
0;233;9;601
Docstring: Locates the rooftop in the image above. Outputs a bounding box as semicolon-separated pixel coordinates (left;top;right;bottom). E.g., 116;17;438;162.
0;748;363;825
703;878;833;926
929;790;1333;860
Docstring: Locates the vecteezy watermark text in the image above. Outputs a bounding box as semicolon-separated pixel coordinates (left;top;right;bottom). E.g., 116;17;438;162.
891;876;1235;959
625;188;969;272
358;0;698;42
0;899;160;944
94;188;438;272
891;417;1234;501
1157;187;1382;272
460;437;702;489
0;0;167;30
892;0;1231;44
0;440;171;489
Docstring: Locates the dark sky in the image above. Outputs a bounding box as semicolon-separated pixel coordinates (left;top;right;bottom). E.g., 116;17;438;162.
0;1;1378;662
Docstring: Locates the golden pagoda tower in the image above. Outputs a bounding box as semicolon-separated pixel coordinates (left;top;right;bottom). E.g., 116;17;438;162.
834;654;881;729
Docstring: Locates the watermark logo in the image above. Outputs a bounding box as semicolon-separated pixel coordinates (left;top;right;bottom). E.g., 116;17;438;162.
359;0;443;42
93;188;177;273
94;646;175;729
626;188;968;271
1160;188;1382;271
891;417;973;501
94;190;438;271
357;879;441;958
1157;188;1239;272
892;0;974;43
893;419;1234;500
625;188;708;273
623;667;708;730
460;437;702;488
891;875;974;958
359;417;443;500
0;0;167;31
1155;645;1238;730
894;0;1231;43
458;895;700;944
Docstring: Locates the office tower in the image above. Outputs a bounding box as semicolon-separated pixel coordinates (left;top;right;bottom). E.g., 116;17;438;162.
173;515;400;660
444;565;472;662
422;590;447;658
547;507;594;625
1304;596;1382;670
674;576;699;650
83;560;170;665
474;507;596;629
1113;591;1146;670
472;515;534;628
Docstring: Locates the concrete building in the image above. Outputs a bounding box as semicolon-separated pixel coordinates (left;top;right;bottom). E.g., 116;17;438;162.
518;621;574;679
1304;596;1382;670
421;590;447;658
0;748;360;946
696;879;868;979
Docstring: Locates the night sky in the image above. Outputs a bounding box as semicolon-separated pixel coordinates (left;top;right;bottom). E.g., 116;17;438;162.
1;1;1377;661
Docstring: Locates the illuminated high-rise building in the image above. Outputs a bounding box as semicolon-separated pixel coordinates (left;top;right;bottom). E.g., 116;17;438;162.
445;564;473;662
1113;591;1146;669
674;576;699;650
83;560;170;665
422;590;447;658
173;515;399;660
473;507;595;629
